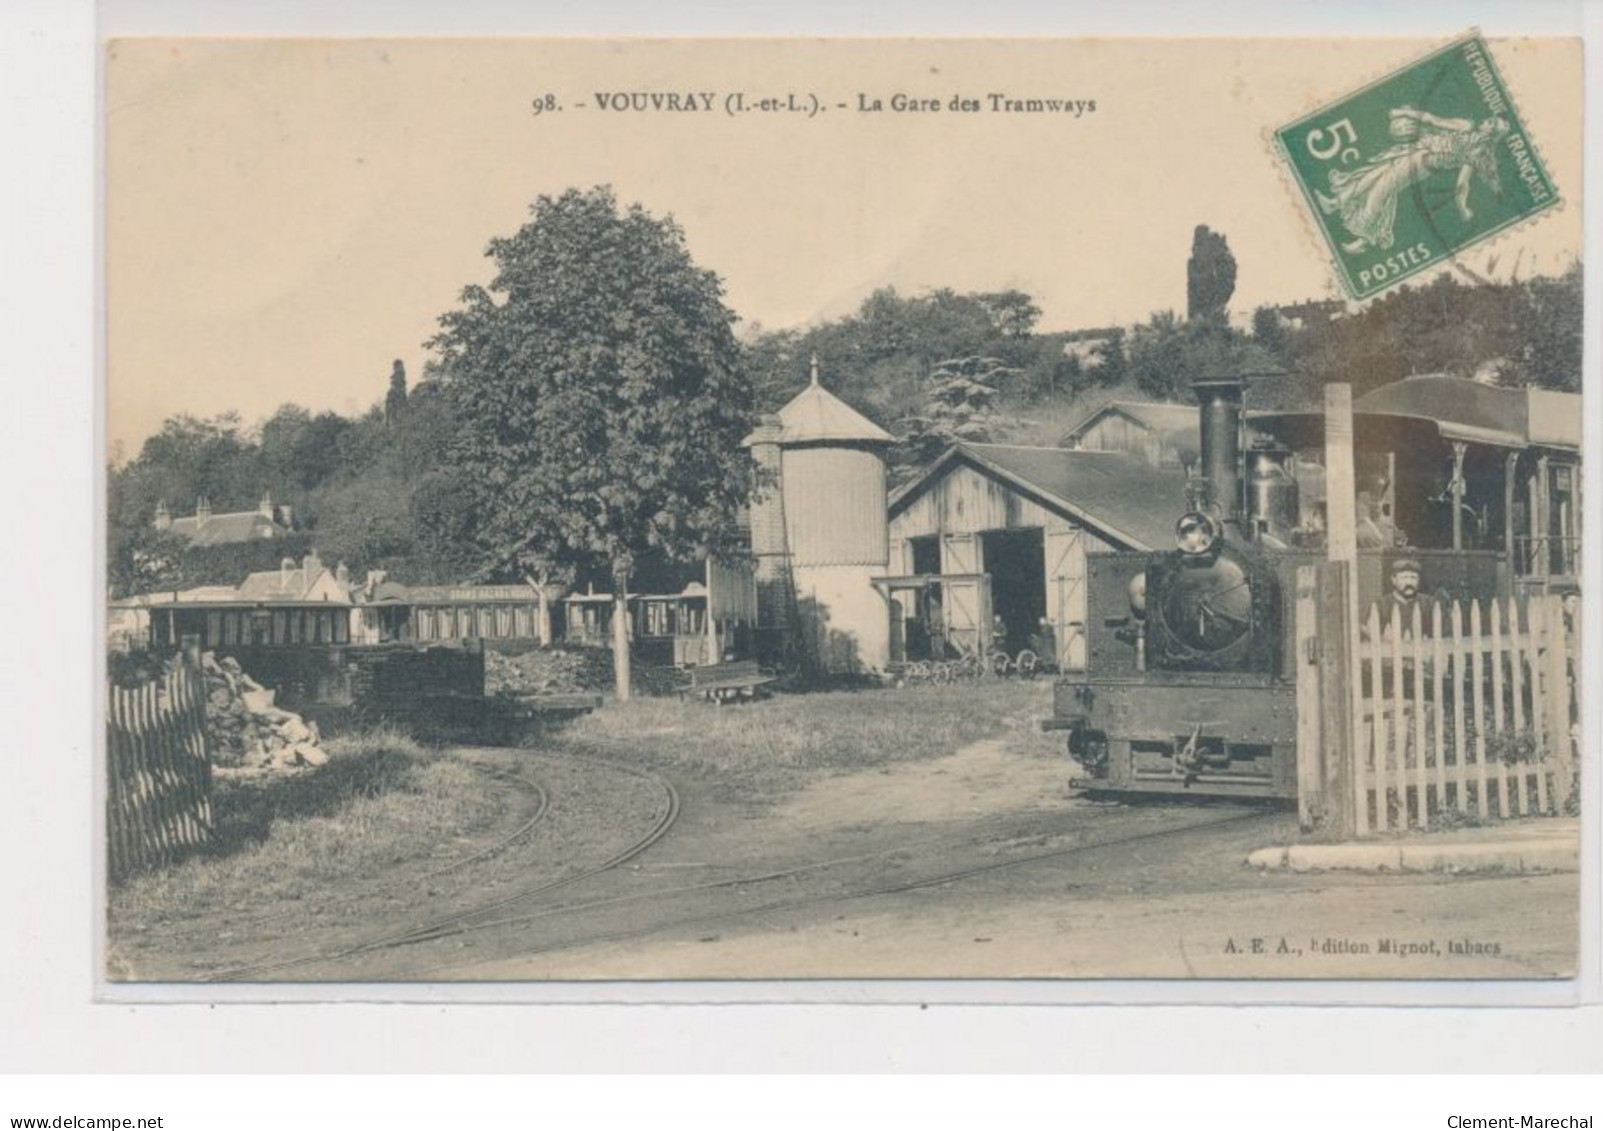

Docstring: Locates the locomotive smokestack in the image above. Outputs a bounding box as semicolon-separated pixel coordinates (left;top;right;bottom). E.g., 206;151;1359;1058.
1192;374;1244;525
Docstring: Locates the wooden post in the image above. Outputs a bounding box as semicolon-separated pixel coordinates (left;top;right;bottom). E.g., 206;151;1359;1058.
1504;451;1519;569
1450;441;1468;551
1294;564;1322;830
1470;599;1489;817
1489;600;1510;817
1543;594;1574;811
1318;561;1356;838
612;572;632;703
1325;385;1362;838
1534;455;1551;580
1411;602;1428;829
704;558;720;665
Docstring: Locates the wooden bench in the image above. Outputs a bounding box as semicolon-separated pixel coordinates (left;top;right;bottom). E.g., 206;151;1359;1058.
679;659;776;704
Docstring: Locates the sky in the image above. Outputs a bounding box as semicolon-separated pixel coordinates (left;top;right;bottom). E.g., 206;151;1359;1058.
105;37;1583;457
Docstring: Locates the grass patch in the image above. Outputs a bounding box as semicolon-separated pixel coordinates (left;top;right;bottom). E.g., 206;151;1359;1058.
109;728;509;933
535;679;1059;793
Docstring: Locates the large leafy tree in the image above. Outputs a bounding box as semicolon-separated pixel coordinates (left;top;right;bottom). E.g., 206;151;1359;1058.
428;186;755;698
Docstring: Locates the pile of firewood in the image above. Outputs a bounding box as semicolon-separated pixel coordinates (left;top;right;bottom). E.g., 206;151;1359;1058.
197;653;327;771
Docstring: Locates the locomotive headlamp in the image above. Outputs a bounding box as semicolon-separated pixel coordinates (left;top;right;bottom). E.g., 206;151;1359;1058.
1175;511;1222;556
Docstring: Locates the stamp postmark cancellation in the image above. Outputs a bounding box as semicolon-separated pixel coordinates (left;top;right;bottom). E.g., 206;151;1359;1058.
1275;34;1560;300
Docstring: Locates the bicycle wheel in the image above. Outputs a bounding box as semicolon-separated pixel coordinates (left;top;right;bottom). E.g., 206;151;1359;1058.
990;651;1012;677
1016;650;1039;679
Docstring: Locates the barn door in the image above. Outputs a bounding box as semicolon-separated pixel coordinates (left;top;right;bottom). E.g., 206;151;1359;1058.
1045;523;1088;670
940;533;988;657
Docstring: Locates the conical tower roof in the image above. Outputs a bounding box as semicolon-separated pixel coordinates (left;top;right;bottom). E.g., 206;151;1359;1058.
745;355;894;446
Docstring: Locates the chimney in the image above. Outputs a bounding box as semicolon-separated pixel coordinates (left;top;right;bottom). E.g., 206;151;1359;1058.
276;503;294;529
258;489;274;519
195;496;211;528
281;556;296;588
1192;375;1245;525
303;549;323;580
335;561;350;589
154;500;171;532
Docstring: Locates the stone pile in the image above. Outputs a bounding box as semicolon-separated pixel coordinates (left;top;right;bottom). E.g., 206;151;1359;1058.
197;652;327;771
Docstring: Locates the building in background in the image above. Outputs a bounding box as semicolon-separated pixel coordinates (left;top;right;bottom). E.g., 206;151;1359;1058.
114;550;354;652
154;491;295;546
1058;400;1201;469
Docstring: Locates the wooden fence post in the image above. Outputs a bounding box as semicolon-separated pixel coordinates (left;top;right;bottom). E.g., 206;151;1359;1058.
1543;594;1575;813
1294;565;1322;830
1317;560;1356;839
1324;384;1362;840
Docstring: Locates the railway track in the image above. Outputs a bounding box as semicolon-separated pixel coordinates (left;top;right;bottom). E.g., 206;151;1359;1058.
203;749;679;982
329;806;1272;981
133;758;550;952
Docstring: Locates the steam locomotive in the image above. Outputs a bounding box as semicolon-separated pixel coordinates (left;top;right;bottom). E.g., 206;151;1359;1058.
1045;375;1505;801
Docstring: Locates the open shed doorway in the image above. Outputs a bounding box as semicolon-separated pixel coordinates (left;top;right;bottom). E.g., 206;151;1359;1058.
980;528;1046;655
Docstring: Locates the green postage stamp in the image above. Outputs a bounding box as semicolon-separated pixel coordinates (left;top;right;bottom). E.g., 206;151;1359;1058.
1275;33;1560;299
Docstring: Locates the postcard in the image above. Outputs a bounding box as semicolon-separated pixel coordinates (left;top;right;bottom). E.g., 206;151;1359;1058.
102;35;1587;992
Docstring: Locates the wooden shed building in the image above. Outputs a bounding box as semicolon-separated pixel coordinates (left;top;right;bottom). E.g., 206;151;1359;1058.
1058;400;1200;468
887;444;1189;670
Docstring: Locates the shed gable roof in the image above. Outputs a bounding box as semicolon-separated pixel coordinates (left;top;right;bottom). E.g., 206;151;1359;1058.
1061;400;1199;445
890;443;1190;551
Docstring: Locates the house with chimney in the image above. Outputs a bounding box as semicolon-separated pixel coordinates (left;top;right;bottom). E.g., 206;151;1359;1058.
113;549;356;652
154;491;295;546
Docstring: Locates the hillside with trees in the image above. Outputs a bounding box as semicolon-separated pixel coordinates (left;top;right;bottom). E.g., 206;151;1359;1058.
108;203;1583;598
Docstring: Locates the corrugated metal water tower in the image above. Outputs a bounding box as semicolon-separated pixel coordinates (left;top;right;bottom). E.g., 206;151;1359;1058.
743;357;894;673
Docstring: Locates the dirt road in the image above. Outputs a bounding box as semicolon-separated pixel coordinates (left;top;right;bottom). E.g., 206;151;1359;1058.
395;739;1578;982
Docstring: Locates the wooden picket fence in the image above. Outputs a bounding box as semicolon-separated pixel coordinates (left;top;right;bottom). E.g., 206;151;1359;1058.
1352;594;1579;836
107;665;213;878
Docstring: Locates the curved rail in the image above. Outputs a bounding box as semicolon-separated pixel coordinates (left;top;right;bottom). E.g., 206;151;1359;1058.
383;808;1272;979
153;758;549;947
204;750;679;982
